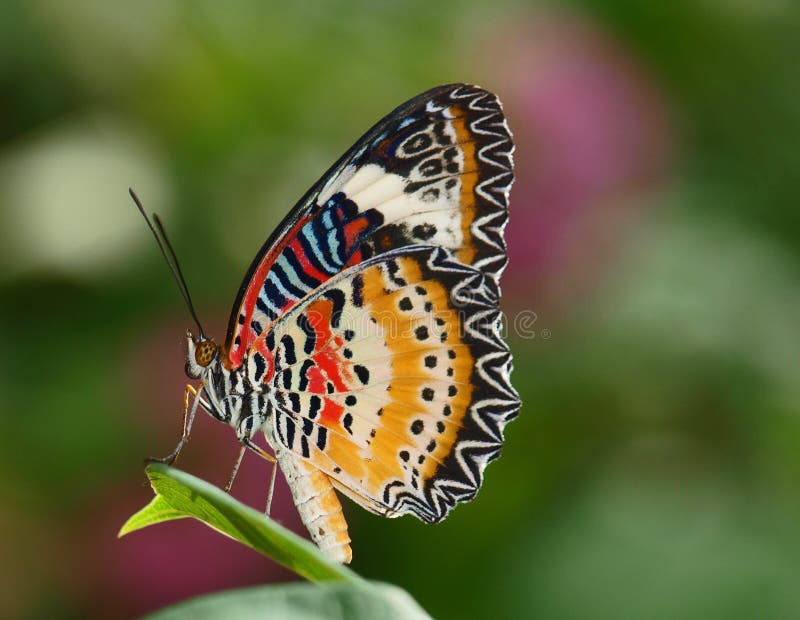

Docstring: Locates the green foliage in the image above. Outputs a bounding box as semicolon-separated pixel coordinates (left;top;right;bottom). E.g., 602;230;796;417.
119;463;360;584
120;465;433;617
141;582;431;620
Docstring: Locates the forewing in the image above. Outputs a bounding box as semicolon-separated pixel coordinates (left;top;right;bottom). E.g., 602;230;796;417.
247;246;519;523
225;84;514;368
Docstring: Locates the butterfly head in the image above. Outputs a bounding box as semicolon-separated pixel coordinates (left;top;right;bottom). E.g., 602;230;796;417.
185;330;219;379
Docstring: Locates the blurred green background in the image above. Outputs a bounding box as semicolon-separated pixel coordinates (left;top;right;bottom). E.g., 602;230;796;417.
1;1;799;618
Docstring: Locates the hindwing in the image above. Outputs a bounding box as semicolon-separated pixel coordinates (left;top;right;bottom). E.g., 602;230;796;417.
246;246;519;523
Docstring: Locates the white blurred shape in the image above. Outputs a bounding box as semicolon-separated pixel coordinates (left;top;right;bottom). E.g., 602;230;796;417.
0;115;171;281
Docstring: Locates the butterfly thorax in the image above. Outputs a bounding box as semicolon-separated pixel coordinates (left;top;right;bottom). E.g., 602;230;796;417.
185;330;352;563
185;331;273;441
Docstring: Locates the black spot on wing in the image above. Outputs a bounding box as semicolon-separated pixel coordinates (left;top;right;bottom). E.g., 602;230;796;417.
253;354;266;382
296;312;317;355
316;426;328;450
323;288;346;329
353;364;370;385
308;395;322;419
343;413;354;435
298;359;316;391
280;334;297;366
352;273;364;308
412;223;437;240
284;416;296;449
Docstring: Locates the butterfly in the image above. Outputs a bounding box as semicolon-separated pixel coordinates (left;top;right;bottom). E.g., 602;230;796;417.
134;83;519;564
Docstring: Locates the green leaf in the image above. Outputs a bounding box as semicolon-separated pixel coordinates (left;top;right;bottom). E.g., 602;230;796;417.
119;463;361;584
119;494;187;534
142;581;432;620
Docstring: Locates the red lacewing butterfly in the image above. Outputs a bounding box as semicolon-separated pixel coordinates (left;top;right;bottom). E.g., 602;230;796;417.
132;84;519;563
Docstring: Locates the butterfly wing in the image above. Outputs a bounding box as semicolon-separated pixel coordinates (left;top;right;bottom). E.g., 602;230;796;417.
224;84;514;368
247;246;519;523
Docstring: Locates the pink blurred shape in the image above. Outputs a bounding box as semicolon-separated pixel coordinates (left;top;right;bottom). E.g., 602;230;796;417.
484;13;671;312
80;461;303;618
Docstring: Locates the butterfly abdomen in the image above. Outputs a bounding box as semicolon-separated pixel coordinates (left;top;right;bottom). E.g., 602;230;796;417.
273;445;353;564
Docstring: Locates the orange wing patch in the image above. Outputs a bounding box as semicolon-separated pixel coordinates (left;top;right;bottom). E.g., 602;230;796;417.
359;261;474;492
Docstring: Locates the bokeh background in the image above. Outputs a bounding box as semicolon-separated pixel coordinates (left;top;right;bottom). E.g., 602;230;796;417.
1;1;799;618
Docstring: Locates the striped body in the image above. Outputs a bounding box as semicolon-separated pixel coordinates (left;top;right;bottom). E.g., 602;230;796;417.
272;446;352;563
198;356;352;562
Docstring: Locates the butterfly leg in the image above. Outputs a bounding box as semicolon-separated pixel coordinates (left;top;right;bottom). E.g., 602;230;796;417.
265;462;278;517
224;444;247;493
147;383;204;465
243;439;278;516
225;438;279;493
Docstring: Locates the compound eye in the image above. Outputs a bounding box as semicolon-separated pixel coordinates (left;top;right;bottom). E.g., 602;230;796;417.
194;340;218;367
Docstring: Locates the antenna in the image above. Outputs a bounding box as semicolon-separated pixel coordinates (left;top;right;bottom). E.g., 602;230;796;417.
129;187;207;339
